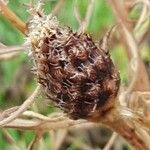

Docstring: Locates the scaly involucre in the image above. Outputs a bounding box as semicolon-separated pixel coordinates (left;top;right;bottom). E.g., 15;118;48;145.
27;14;120;121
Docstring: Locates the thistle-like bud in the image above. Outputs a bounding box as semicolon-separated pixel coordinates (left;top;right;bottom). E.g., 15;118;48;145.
27;14;120;121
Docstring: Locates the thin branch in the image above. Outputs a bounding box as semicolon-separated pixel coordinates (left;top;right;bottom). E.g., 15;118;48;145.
133;1;150;46
74;2;82;26
0;106;19;121
69;122;98;129
50;130;55;150
0;44;29;55
138;24;150;46
99;25;117;53
0;51;19;60
0;85;40;127
22;111;51;120
135;126;150;147
103;132;118;150
27;132;43;150
134;0;150;7
2;94;150;149
108;0;150;92
0;0;26;34
2;129;21;150
0;43;23;60
3;102;150;149
77;0;94;32
2;109;97;130
38;138;44;150
134;3;149;31
122;27;140;93
53;129;67;150
83;0;94;27
4;117;86;131
103;106;150;150
51;0;65;16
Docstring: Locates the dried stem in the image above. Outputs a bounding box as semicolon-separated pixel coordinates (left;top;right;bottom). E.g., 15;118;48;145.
138;25;150;46
0;85;40;127
103;107;150;150
50;129;67;150
27;132;43;150
2;96;150;149
134;3;149;31
0;0;26;34
75;0;94;32
108;0;150;92
0;44;29;55
4;116;86;131
2;129;21;150
99;25;117;53
22;111;51;121
51;0;65;16
74;3;82;26
55;130;67;150
103;132;118;150
0;43;20;60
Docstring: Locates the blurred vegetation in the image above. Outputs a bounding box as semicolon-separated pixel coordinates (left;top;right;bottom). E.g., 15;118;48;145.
0;0;149;149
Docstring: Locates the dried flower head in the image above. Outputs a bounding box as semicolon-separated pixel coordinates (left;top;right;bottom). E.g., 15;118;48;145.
27;14;120;121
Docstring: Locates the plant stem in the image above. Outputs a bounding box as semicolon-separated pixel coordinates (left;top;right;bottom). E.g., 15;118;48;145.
0;0;26;34
103;107;150;150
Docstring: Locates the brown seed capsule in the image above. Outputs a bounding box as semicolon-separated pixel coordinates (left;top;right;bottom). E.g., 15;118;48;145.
28;14;120;121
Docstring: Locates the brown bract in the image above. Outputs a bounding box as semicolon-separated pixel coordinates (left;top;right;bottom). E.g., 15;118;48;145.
29;15;120;120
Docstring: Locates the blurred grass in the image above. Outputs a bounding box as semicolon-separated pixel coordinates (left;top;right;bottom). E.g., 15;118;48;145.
0;0;148;149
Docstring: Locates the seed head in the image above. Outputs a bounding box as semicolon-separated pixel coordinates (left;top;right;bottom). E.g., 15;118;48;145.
27;14;120;121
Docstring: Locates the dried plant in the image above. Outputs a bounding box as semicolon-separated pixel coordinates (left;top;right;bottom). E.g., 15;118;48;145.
27;13;120;120
0;0;150;150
